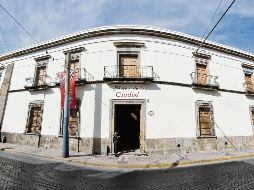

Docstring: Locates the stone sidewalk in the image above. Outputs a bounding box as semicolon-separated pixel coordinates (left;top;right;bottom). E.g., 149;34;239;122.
1;142;254;169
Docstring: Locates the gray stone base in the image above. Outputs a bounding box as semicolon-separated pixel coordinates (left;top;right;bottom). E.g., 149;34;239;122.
1;132;110;155
145;136;254;154
2;132;254;155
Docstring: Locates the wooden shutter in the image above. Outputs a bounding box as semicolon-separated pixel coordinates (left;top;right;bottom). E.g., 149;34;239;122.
197;64;208;85
28;106;42;133
245;74;254;92
119;54;139;77
69;109;79;136
35;66;46;86
70;60;80;80
199;107;212;136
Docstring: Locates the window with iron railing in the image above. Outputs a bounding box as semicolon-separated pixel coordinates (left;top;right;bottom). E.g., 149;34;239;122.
190;54;219;89
34;65;47;86
25;56;50;89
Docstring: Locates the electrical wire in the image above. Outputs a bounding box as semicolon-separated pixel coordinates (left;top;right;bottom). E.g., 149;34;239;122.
201;0;224;39
0;26;9;51
196;0;237;52
0;3;39;44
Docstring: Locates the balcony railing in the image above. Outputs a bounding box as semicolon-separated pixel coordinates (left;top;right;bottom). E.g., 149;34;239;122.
243;81;254;95
24;75;54;90
104;65;159;82
190;72;219;89
55;68;94;85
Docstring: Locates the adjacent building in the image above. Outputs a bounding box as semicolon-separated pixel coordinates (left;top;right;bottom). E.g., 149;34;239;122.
0;25;254;154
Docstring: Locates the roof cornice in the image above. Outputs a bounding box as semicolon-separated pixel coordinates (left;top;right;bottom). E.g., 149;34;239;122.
1;25;254;62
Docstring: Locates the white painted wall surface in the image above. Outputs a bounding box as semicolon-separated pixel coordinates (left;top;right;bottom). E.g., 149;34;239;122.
2;32;254;140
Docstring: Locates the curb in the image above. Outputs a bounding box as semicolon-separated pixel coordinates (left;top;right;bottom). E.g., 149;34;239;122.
3;148;254;169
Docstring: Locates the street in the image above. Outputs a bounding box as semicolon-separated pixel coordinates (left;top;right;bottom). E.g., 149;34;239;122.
0;151;254;190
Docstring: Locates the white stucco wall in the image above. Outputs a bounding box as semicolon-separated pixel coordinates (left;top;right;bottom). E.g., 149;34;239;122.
2;31;254;140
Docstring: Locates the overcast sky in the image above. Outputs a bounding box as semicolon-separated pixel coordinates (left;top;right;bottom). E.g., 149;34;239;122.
0;0;253;55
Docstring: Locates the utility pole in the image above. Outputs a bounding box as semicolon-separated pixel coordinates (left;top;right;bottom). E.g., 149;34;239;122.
62;52;70;158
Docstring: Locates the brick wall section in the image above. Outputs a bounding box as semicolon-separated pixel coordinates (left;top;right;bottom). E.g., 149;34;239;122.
0;63;14;137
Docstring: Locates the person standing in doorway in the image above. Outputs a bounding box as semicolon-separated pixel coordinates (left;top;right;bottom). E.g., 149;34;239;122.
113;132;120;157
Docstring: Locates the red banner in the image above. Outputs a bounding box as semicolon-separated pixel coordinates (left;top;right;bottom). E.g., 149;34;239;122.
60;71;77;110
70;72;77;109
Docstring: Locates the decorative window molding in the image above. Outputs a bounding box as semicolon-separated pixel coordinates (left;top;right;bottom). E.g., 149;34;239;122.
63;47;85;79
193;52;211;66
193;52;211;59
59;100;81;138
34;55;51;63
113;42;145;48
242;63;254;75
63;47;85;60
25;101;44;135
196;101;216;138
114;42;145;53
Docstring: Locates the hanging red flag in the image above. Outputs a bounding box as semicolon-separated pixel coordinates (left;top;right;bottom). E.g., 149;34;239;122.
59;70;77;110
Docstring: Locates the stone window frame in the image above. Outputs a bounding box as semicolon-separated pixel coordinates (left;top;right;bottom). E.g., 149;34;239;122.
63;47;85;80
114;42;145;77
25;100;44;135
196;100;216;138
33;55;50;86
242;63;254;92
59;99;81;138
249;106;254;134
192;52;211;83
0;65;4;81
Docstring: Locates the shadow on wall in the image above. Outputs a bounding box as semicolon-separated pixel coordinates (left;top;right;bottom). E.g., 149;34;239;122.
93;83;102;154
193;89;221;97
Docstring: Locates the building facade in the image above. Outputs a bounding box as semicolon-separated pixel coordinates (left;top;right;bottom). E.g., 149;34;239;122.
1;25;254;154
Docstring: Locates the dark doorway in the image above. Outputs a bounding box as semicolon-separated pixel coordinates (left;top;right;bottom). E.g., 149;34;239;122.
114;104;141;152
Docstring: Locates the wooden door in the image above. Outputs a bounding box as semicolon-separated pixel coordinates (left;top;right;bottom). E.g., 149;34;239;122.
245;74;254;92
197;64;208;85
29;107;42;133
35;66;46;86
69;109;78;136
119;54;139;77
70;60;80;80
199;107;212;136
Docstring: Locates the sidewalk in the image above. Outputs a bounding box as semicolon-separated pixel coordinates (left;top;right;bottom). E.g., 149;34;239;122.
1;142;254;169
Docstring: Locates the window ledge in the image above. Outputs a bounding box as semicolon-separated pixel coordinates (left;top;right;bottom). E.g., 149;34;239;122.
24;133;41;136
58;135;81;139
197;136;217;139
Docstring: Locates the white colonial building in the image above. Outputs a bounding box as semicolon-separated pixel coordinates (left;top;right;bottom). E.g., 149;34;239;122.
0;25;254;154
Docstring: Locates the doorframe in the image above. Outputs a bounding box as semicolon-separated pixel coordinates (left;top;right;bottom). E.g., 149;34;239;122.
109;99;146;153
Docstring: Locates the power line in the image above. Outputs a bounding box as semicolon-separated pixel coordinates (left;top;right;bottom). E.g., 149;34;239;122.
196;0;237;53
201;0;224;39
0;26;9;51
0;3;39;44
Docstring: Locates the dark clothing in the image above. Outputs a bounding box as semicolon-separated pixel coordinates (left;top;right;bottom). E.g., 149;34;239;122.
113;133;120;157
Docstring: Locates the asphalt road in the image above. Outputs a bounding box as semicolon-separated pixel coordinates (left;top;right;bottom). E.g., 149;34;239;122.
0;151;254;190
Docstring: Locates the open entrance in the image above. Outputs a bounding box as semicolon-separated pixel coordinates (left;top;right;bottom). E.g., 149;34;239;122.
114;104;141;152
